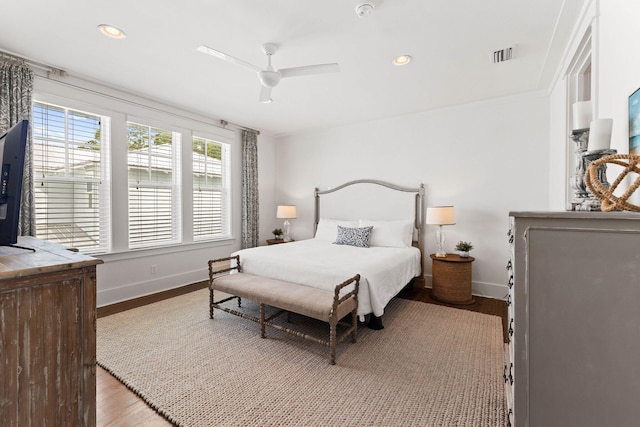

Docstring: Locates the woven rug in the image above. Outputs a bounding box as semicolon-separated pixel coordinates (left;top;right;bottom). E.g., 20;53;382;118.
97;289;506;426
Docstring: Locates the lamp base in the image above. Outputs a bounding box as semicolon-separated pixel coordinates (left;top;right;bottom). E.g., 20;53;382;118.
434;225;447;258
283;219;291;242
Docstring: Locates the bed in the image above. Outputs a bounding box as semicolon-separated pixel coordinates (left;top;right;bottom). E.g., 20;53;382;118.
233;179;425;328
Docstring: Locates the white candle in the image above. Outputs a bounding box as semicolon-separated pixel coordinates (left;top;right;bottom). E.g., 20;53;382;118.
588;118;613;151
573;101;592;130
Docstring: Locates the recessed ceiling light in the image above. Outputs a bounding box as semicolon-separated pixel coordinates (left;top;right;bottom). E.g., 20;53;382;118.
98;24;126;39
393;55;412;66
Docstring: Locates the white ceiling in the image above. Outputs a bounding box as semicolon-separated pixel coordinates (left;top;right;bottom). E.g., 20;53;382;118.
1;0;587;136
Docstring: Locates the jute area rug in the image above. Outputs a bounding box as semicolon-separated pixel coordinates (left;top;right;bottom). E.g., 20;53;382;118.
97;289;506;426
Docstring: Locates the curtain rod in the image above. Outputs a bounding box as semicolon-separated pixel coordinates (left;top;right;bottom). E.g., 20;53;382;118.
0;49;260;135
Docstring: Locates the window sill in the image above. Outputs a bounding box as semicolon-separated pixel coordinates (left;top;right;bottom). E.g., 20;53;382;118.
97;237;236;263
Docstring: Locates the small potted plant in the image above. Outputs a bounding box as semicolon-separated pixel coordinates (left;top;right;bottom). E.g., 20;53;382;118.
272;228;283;240
455;241;473;258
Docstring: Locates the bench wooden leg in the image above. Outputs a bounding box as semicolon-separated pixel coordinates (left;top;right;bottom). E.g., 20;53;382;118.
209;289;214;319
351;309;358;343
260;303;266;338
329;321;337;365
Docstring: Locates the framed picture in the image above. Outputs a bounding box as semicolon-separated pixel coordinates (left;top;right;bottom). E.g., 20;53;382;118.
629;87;640;154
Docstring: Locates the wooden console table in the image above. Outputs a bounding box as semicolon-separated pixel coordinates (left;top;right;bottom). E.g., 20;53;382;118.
0;237;102;426
430;253;475;305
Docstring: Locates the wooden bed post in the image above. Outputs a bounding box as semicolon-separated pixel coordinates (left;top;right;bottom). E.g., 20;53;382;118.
314;187;320;235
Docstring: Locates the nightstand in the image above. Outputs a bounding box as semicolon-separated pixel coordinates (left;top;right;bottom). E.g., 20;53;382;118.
266;239;294;245
430;254;475;305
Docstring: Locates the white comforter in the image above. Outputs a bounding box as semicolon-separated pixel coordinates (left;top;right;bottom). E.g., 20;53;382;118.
232;239;421;317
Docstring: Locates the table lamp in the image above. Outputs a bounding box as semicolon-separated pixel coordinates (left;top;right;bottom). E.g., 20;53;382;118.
426;206;456;258
276;205;297;242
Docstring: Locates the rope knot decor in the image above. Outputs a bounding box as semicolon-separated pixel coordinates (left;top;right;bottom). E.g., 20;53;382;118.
585;154;640;212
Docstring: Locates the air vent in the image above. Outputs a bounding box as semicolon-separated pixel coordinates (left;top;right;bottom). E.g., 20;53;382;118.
493;47;514;63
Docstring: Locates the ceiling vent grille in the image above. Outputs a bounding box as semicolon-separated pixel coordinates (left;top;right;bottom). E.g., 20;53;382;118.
493;47;514;63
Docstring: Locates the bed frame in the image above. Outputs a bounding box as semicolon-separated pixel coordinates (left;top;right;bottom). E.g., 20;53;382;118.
313;179;426;328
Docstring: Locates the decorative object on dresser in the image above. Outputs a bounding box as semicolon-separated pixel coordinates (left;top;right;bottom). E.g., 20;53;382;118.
506;211;640;427
0;237;102;426
455;240;473;258
585;153;640;212
569;127;616;211
426;206;456;257
276;205;297;242
430;253;475;305
588;118;613;151
572;100;592;130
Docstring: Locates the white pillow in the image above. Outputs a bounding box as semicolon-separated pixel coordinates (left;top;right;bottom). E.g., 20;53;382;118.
314;218;358;242
358;219;414;247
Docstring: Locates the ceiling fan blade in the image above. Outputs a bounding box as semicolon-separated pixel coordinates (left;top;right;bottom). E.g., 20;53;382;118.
279;63;340;78
197;45;262;73
259;85;273;103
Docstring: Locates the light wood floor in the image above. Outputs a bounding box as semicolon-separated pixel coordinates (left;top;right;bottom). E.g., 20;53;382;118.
96;285;507;426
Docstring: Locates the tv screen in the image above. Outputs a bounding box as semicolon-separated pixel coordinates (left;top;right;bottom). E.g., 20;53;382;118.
0;119;29;246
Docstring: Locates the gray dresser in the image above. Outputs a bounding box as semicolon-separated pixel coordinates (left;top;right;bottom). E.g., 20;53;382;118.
506;211;640;427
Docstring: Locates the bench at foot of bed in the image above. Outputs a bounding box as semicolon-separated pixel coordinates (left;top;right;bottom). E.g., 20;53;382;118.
208;255;360;365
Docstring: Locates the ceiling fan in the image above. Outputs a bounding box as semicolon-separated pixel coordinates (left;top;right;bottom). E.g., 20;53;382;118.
197;43;340;103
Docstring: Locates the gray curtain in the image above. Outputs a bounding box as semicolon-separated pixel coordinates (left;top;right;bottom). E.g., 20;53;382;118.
0;59;35;237
241;129;259;248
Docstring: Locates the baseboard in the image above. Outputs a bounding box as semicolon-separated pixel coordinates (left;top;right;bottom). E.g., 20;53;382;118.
97;280;208;318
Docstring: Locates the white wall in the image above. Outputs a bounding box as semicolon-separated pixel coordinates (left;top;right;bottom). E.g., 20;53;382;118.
272;92;551;299
598;1;640;152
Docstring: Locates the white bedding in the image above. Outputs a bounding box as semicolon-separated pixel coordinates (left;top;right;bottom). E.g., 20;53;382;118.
232;239;421;317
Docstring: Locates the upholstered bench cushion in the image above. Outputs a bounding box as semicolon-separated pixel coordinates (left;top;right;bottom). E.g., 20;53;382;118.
211;273;357;322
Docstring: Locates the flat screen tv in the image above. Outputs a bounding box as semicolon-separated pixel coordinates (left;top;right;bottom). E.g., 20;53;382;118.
0;119;29;247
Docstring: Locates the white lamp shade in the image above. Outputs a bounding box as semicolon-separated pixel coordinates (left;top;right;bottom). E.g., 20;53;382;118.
426;206;456;225
276;205;297;219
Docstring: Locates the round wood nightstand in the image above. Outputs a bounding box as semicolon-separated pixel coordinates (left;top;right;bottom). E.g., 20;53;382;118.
430;253;475;305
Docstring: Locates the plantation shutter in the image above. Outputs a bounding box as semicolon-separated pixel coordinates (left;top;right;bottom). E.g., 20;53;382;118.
127;122;181;248
32;101;110;253
192;136;231;240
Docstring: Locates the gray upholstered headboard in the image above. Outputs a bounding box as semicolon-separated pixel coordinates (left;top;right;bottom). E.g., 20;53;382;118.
313;179;425;274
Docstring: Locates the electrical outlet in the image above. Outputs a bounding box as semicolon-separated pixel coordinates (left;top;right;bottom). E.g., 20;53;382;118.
151;264;157;274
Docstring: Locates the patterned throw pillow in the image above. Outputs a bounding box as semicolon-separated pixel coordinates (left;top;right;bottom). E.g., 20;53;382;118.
335;225;374;248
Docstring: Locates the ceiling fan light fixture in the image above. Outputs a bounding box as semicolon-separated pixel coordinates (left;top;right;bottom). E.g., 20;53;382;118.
258;70;282;88
393;55;412;66
98;24;126;39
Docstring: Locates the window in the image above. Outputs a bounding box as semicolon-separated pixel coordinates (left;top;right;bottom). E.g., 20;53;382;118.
127;122;181;248
32;101;111;253
192;135;231;240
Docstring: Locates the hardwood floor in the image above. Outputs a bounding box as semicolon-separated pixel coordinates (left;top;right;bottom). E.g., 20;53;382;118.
96;284;508;426
97;365;171;426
